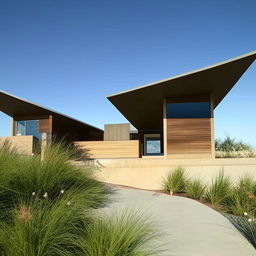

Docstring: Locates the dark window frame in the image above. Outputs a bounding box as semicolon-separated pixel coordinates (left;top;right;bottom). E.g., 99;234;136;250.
144;137;162;156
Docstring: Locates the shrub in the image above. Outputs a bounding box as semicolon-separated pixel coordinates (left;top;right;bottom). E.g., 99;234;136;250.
80;210;160;256
0;142;111;220
0;202;160;256
224;175;256;216
0;143;159;256
185;178;206;200
226;215;256;249
205;170;232;207
163;167;187;194
215;136;255;158
215;151;256;158
0;192;91;256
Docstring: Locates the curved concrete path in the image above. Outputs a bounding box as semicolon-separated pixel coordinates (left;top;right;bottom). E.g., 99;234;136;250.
104;187;256;256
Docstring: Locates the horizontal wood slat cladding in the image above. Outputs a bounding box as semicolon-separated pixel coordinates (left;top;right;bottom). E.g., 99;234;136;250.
74;140;139;159
167;118;212;157
39;118;51;133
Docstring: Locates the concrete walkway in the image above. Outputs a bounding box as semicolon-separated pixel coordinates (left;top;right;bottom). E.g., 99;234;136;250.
104;187;256;256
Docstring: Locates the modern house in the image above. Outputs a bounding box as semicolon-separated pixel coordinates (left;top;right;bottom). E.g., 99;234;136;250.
1;51;256;158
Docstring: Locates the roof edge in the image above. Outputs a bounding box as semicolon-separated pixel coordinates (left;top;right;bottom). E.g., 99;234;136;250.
106;50;256;99
0;90;103;132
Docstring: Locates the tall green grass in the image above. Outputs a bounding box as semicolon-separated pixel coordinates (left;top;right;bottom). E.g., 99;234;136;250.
185;178;206;200
0;142;159;256
205;170;232;207
80;210;160;256
163;167;187;194
224;175;256;216
226;215;256;249
0;141;110;220
0;192;90;256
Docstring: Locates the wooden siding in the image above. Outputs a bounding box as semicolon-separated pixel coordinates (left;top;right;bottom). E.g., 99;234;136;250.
74;140;139;159
167;118;212;158
0;135;38;155
104;123;130;141
39;117;52;133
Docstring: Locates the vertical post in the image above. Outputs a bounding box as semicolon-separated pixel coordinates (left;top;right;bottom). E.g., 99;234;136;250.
12;119;16;136
41;132;47;160
210;94;215;159
163;98;167;158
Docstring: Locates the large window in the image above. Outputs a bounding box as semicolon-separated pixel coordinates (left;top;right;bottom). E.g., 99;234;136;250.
16;120;42;139
166;102;210;118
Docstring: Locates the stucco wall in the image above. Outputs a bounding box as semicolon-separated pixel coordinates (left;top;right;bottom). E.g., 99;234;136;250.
90;158;256;190
0;135;37;155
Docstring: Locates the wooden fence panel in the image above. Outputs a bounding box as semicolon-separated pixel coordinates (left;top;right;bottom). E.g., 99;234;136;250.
74;140;139;159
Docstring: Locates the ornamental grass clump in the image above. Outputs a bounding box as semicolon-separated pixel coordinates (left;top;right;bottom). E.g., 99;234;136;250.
0;192;91;256
185;178;206;200
163;167;187;194
226;215;256;249
80;210;160;256
224;175;256;216
0;141;111;220
205;170;232;208
0;143;159;256
0;194;159;256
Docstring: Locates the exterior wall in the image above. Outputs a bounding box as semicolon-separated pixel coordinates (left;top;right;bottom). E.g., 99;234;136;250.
74;140;139;158
165;95;213;158
88;158;256;190
0;135;38;155
167;118;212;158
104;123;130;141
39;116;52;133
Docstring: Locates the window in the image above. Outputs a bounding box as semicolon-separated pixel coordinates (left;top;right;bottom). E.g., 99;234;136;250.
166;102;210;118
16;120;42;139
146;138;161;154
143;134;162;155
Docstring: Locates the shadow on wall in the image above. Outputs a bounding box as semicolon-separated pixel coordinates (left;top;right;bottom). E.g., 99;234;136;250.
72;143;92;160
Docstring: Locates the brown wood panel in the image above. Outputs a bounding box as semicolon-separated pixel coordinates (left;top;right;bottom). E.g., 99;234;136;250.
167;118;212;157
39;118;51;133
74;140;139;159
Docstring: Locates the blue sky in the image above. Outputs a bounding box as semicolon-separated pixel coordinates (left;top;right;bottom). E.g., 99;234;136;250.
0;0;256;146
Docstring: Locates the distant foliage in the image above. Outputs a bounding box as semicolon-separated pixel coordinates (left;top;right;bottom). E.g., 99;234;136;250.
215;136;253;152
215;136;255;158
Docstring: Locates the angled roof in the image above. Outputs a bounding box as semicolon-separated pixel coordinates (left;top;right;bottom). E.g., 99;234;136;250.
107;51;256;130
0;90;103;132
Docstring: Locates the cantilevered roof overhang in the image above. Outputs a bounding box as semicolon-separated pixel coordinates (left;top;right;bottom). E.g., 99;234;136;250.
107;51;256;130
0;90;103;133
